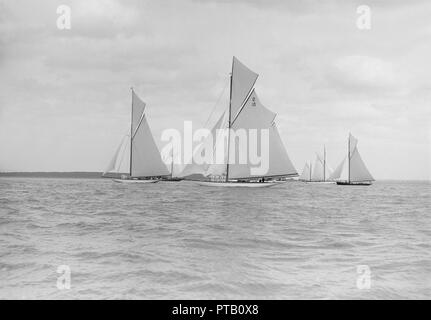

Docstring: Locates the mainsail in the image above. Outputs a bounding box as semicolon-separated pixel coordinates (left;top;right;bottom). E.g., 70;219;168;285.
349;144;374;182
311;155;324;181
227;90;297;179
180;110;229;178
131;116;170;177
299;162;311;181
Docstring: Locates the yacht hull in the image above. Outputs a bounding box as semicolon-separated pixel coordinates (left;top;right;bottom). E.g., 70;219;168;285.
195;181;277;188
336;181;372;186
112;179;159;184
306;181;335;184
160;178;183;182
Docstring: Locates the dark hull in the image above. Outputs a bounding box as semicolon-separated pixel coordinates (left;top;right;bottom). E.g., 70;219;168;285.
336;181;372;186
161;178;183;182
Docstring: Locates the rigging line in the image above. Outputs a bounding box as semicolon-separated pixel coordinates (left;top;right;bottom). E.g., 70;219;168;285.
203;74;229;129
132;110;146;140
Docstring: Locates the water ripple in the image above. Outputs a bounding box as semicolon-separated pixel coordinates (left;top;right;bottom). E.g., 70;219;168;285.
0;178;429;299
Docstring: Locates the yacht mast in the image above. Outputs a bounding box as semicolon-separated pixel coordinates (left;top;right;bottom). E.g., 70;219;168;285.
348;134;350;183
170;153;174;179
323;145;326;182
129;87;134;177
225;60;233;182
309;162;312;182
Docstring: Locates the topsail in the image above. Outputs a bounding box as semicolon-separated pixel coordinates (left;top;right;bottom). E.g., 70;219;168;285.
230;57;259;122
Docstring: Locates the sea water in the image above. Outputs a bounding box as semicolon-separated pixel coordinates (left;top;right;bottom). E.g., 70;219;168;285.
0;178;429;299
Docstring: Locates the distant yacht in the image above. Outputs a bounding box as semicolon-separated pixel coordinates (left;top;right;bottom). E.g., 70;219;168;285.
335;133;374;186
103;89;170;183
299;146;334;183
180;56;298;187
298;162;312;182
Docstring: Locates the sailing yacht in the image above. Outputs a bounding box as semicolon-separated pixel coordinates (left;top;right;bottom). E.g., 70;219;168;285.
335;133;374;186
103;88;170;183
328;156;346;181
298;162;312;182
299;146;334;183
161;142;182;182
311;146;334;183
179;57;298;187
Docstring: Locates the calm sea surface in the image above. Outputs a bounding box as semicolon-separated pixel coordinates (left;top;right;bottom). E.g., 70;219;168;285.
0;178;429;299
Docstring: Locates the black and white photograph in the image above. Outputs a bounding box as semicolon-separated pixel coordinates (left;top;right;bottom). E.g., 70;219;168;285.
0;0;430;303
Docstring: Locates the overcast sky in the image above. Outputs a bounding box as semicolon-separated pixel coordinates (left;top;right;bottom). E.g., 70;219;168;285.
0;0;430;179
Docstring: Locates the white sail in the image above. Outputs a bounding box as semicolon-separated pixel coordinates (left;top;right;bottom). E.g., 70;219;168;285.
229;90;276;179
323;157;333;181
103;138;124;174
179;110;229;178
118;139;130;174
103;135;129;175
131;116;170;177
230;56;258;122
339;154;349;181
349;133;358;155
265;123;297;177
299;162;311;181
130;93;170;177
329;156;346;181
310;151;333;181
132;91;146;136
161;140;180;177
204;110;230;177
226;90;297;179
350;148;374;182
311;155;324;181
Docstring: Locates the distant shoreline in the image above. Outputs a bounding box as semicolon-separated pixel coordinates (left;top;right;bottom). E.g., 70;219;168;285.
0;172;429;181
0;172;104;179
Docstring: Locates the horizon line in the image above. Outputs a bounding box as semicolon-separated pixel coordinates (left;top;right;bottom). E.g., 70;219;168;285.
0;171;429;181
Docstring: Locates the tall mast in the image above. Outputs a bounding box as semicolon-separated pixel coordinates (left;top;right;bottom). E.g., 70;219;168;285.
225;59;234;183
129;87;134;177
348;134;350;183
309;162;312;182
170;151;174;179
323;145;326;182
